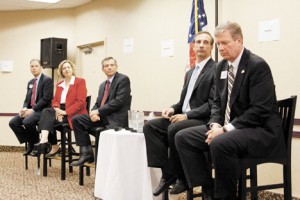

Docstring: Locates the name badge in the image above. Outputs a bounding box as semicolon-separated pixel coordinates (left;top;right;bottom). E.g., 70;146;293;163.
220;71;227;79
29;84;33;89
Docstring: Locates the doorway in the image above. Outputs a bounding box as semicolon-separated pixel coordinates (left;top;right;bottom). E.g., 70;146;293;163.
76;41;106;104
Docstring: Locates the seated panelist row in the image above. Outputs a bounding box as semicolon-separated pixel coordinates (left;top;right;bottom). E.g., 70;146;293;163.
143;22;286;200
9;57;131;166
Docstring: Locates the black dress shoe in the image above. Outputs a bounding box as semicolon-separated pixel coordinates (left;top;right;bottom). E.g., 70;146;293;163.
30;142;51;157
70;145;94;166
169;179;187;194
153;177;176;196
23;143;34;156
46;148;61;158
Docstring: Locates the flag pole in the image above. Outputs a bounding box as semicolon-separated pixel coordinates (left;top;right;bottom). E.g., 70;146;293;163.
214;0;219;62
194;0;199;34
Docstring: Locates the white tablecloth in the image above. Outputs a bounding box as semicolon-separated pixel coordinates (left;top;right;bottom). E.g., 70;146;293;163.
94;129;159;200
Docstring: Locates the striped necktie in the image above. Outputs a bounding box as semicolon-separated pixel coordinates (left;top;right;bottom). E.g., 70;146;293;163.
225;65;235;125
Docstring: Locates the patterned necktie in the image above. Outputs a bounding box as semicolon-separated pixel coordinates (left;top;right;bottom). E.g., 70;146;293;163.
225;65;235;125
31;79;37;108
100;80;110;107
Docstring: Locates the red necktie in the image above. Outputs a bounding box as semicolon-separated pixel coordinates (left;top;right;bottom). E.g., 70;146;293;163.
100;80;110;107
31;79;37;108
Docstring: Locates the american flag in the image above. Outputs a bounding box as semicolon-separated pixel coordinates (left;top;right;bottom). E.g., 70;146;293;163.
187;0;207;68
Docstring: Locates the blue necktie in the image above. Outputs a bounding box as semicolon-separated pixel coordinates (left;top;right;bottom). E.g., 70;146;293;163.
182;66;200;113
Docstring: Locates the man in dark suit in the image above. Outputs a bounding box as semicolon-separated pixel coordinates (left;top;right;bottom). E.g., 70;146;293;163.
9;59;53;155
175;22;286;200
143;31;216;196
71;56;131;166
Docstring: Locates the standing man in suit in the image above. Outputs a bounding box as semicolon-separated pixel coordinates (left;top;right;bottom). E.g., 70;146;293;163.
70;56;131;166
175;22;286;200
9;59;53;155
143;31;216;196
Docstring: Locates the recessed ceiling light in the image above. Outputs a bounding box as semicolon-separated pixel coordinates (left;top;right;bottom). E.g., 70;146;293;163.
28;0;61;3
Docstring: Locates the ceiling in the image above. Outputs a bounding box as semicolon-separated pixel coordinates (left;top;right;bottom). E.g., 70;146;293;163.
0;0;93;11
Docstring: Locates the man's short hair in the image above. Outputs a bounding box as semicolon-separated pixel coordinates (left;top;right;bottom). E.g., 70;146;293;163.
101;57;118;67
215;21;243;40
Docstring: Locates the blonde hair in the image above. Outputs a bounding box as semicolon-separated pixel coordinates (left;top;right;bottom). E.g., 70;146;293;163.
215;21;243;41
58;60;76;78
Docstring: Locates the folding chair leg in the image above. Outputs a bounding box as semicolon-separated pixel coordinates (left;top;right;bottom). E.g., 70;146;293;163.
37;156;41;176
24;143;29;170
162;189;169;200
25;155;28;170
43;154;47;177
67;129;74;173
86;166;90;176
284;165;292;200
239;168;247;200
250;166;258;200
79;166;84;186
187;188;194;200
61;128;66;180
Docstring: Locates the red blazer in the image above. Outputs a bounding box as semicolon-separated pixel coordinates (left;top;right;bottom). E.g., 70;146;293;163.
52;77;87;129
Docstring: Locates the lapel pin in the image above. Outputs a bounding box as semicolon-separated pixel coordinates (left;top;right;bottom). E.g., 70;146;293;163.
241;70;245;74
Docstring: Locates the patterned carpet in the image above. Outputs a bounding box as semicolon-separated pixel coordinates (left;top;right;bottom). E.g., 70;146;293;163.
0;150;298;200
0;151;96;200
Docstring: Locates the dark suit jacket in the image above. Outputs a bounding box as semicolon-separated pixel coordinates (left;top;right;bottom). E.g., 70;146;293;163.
171;58;216;121
92;72;131;129
23;73;53;112
52;77;88;129
209;48;286;158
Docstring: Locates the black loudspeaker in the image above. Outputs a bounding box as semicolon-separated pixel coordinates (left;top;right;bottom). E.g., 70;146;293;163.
41;37;67;69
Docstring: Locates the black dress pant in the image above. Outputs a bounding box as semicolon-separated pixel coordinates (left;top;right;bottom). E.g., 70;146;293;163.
143;117;206;180
175;125;213;188
72;114;105;146
175;125;256;199
38;107;68;145
9;111;41;144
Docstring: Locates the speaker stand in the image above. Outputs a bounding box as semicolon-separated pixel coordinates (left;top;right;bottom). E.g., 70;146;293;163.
51;68;55;84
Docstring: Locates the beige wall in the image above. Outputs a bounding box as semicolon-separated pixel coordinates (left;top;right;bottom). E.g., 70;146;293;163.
0;0;299;197
218;0;300;106
0;9;75;146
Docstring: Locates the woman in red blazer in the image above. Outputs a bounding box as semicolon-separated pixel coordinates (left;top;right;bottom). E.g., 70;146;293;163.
31;60;87;156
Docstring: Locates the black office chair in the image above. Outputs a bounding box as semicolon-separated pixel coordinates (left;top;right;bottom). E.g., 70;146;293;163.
238;95;297;200
42;95;92;180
